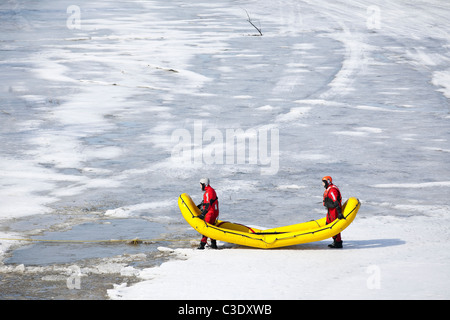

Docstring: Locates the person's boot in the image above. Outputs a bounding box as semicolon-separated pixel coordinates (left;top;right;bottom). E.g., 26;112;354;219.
197;241;206;250
328;241;343;248
210;240;218;249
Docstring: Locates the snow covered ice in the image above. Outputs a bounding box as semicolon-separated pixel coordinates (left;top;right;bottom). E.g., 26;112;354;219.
1;0;450;299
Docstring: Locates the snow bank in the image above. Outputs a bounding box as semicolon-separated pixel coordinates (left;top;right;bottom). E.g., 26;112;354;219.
108;212;450;300
374;181;450;189
105;200;177;218
432;70;450;99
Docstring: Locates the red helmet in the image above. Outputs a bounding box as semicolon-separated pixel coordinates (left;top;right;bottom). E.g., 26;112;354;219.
322;176;332;189
322;176;332;184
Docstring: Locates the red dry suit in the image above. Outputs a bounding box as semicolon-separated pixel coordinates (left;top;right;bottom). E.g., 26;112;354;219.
323;183;343;242
200;185;219;244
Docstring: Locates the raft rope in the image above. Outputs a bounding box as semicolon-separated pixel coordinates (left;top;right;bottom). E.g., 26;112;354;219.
0;237;195;245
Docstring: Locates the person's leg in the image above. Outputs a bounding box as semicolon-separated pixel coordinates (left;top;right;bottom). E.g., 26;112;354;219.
327;209;343;248
198;235;208;249
334;233;341;242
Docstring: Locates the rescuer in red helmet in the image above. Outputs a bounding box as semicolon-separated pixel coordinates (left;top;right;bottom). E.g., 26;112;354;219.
322;176;344;248
197;178;219;249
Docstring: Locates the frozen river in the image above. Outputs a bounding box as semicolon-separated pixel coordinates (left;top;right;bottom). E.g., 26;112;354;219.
1;0;449;299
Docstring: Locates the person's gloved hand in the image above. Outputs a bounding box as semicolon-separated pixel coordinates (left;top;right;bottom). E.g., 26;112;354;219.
337;207;345;220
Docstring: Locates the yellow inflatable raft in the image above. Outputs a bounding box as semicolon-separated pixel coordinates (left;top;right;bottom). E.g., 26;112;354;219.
178;193;360;249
